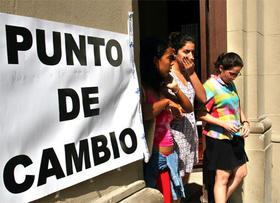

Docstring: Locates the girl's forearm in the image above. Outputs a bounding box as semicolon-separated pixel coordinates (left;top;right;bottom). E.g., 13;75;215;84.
142;98;169;120
172;87;193;113
198;111;224;127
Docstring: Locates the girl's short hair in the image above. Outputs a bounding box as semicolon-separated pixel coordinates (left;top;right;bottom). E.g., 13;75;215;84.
214;52;244;73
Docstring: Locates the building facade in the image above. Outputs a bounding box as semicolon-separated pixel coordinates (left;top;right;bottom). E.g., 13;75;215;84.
227;0;279;202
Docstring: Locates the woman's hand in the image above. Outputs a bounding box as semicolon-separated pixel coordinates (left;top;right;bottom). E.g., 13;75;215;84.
182;57;195;75
165;74;179;92
163;74;193;113
241;122;250;137
166;100;183;120
223;121;240;134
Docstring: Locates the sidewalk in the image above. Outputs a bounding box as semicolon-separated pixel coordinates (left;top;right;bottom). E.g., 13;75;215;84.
182;169;244;203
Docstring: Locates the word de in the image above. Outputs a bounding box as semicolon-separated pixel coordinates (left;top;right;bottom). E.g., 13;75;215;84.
58;86;99;121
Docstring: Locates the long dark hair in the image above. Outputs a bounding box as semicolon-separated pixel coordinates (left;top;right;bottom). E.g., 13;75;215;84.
140;38;168;92
168;32;195;54
214;52;244;73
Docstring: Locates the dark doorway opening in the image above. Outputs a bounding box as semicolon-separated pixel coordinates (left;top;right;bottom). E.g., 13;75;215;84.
138;0;204;168
138;1;227;201
138;0;202;79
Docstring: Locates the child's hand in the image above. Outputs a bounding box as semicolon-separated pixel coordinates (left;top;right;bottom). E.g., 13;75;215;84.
166;100;183;120
241;122;250;137
223;121;240;134
165;74;178;92
182;57;195;75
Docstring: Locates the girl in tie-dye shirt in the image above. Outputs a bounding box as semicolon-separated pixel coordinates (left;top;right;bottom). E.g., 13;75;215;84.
203;74;241;139
198;52;250;203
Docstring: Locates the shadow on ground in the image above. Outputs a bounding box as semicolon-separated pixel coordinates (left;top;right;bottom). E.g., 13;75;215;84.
181;183;202;203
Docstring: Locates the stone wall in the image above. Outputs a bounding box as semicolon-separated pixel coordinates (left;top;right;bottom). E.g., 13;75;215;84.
227;0;280;202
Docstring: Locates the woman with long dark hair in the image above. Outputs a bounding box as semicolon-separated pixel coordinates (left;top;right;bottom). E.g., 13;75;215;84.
168;32;206;185
140;38;193;203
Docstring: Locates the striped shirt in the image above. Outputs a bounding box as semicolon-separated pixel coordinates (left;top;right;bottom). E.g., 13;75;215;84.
202;74;241;140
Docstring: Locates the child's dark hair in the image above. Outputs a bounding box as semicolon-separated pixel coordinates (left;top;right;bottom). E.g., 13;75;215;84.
140;38;168;92
168;32;195;54
214;52;244;73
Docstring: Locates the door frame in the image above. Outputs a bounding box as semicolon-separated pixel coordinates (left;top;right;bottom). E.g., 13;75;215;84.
200;0;227;81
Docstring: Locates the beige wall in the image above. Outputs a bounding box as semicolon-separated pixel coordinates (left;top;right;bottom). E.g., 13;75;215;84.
0;0;131;33
0;0;150;202
227;0;280;202
262;0;280;202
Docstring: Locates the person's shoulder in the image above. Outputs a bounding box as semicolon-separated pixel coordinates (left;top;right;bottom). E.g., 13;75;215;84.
203;76;217;88
204;77;220;100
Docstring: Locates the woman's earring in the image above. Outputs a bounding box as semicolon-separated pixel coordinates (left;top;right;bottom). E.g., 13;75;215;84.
219;65;223;73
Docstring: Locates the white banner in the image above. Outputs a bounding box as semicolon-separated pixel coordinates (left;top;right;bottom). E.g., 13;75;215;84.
0;12;146;203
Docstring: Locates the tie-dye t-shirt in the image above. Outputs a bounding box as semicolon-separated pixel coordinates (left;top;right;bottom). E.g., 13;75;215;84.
143;88;174;146
202;75;241;140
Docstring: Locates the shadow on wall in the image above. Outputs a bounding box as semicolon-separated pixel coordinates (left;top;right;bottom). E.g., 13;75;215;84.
228;180;244;203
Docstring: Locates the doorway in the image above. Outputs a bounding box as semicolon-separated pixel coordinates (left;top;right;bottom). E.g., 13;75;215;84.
138;1;227;201
138;0;227;81
138;0;227;167
138;0;202;80
138;0;204;168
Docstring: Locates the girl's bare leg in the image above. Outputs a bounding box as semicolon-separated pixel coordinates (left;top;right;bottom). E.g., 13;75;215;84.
214;169;231;203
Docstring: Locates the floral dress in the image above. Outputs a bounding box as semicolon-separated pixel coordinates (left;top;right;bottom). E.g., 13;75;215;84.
170;71;199;176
